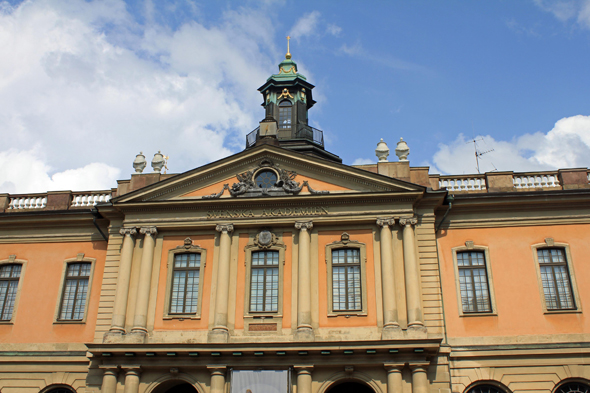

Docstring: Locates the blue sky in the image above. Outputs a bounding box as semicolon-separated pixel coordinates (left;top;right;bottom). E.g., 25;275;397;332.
1;0;590;193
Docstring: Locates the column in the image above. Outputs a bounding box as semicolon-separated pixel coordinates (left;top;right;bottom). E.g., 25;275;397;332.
131;226;158;335
122;368;141;393
208;366;227;393
295;221;314;341
384;364;404;393
410;364;429;393
109;227;137;334
295;366;313;393
400;217;424;328
210;224;233;342
100;368;118;393
377;218;400;338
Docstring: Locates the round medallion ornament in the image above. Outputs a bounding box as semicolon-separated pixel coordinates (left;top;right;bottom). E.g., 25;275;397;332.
258;230;273;247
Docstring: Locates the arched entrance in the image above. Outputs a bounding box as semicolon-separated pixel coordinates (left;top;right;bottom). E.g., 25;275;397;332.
326;381;375;393
152;381;199;393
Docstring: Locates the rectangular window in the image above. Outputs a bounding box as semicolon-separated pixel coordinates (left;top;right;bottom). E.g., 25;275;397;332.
59;262;91;320
332;248;361;312
250;250;279;312
0;264;21;321
537;248;575;310
278;106;292;129
457;251;492;313
170;253;201;314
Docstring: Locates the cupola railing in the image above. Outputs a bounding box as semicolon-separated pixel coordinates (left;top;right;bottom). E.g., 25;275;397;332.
245;125;325;149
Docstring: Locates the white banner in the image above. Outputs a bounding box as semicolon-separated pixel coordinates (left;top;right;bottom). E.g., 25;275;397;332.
230;370;290;393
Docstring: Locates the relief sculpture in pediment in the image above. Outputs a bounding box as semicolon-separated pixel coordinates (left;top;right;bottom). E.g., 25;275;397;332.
203;159;328;199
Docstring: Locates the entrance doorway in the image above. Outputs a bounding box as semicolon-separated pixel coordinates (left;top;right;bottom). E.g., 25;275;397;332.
326;381;375;393
154;381;199;393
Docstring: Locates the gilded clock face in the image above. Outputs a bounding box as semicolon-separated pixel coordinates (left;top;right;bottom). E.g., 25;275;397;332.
258;230;272;246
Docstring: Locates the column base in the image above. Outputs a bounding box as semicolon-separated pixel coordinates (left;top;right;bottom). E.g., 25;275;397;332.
127;331;147;343
208;329;229;343
406;324;428;339
103;330;125;344
294;327;315;342
381;324;403;340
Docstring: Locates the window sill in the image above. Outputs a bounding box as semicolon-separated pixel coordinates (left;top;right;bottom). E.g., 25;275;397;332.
245;314;282;319
459;312;497;317
163;315;200;320
54;320;85;324
328;312;367;318
544;309;582;315
0;320;14;325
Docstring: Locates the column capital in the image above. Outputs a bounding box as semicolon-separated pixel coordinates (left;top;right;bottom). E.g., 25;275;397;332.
99;366;120;374
139;226;158;236
207;365;227;374
376;217;396;227
399;216;418;227
295;221;313;231
120;227;137;237
408;362;430;372
294;365;314;374
216;224;234;233
384;363;405;372
122;366;142;375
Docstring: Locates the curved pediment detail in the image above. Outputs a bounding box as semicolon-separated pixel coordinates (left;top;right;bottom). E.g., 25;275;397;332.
202;159;329;199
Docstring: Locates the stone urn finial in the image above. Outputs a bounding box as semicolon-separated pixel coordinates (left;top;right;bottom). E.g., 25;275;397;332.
395;138;410;162
375;138;390;162
151;151;165;173
133;152;147;173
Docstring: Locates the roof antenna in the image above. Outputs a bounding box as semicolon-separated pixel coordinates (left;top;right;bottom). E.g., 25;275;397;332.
467;137;494;174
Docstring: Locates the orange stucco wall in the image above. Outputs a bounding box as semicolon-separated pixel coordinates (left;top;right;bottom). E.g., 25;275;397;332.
180;174;352;198
318;230;377;328
438;224;590;338
153;235;215;331
0;241;106;343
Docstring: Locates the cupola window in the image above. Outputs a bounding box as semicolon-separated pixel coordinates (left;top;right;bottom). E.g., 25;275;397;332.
278;100;292;130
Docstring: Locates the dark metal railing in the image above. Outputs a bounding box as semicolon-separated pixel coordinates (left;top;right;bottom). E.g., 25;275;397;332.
245;125;324;149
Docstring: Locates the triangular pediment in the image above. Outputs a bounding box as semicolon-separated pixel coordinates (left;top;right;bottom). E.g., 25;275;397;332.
113;145;424;204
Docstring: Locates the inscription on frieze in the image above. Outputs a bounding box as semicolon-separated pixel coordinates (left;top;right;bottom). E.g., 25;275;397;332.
206;206;328;219
249;323;277;331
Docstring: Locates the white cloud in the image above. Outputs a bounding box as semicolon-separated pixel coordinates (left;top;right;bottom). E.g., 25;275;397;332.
326;23;342;37
0;0;279;193
0;148;120;194
339;41;363;56
289;11;321;40
432;115;590;175
352;158;374;165
534;0;590;29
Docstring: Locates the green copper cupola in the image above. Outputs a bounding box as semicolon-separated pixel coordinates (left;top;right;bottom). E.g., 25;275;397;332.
248;41;341;162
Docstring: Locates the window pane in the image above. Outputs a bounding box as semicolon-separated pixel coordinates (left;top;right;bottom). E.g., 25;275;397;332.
250;252;279;313
170;254;200;314
332;249;362;311
59;263;91;320
457;251;491;313
279;103;292;130
537;248;575;310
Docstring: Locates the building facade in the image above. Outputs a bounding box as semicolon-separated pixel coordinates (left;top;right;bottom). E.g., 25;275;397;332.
1;53;590;393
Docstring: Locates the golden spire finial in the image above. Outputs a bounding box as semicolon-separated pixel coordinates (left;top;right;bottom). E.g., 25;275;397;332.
286;35;291;59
